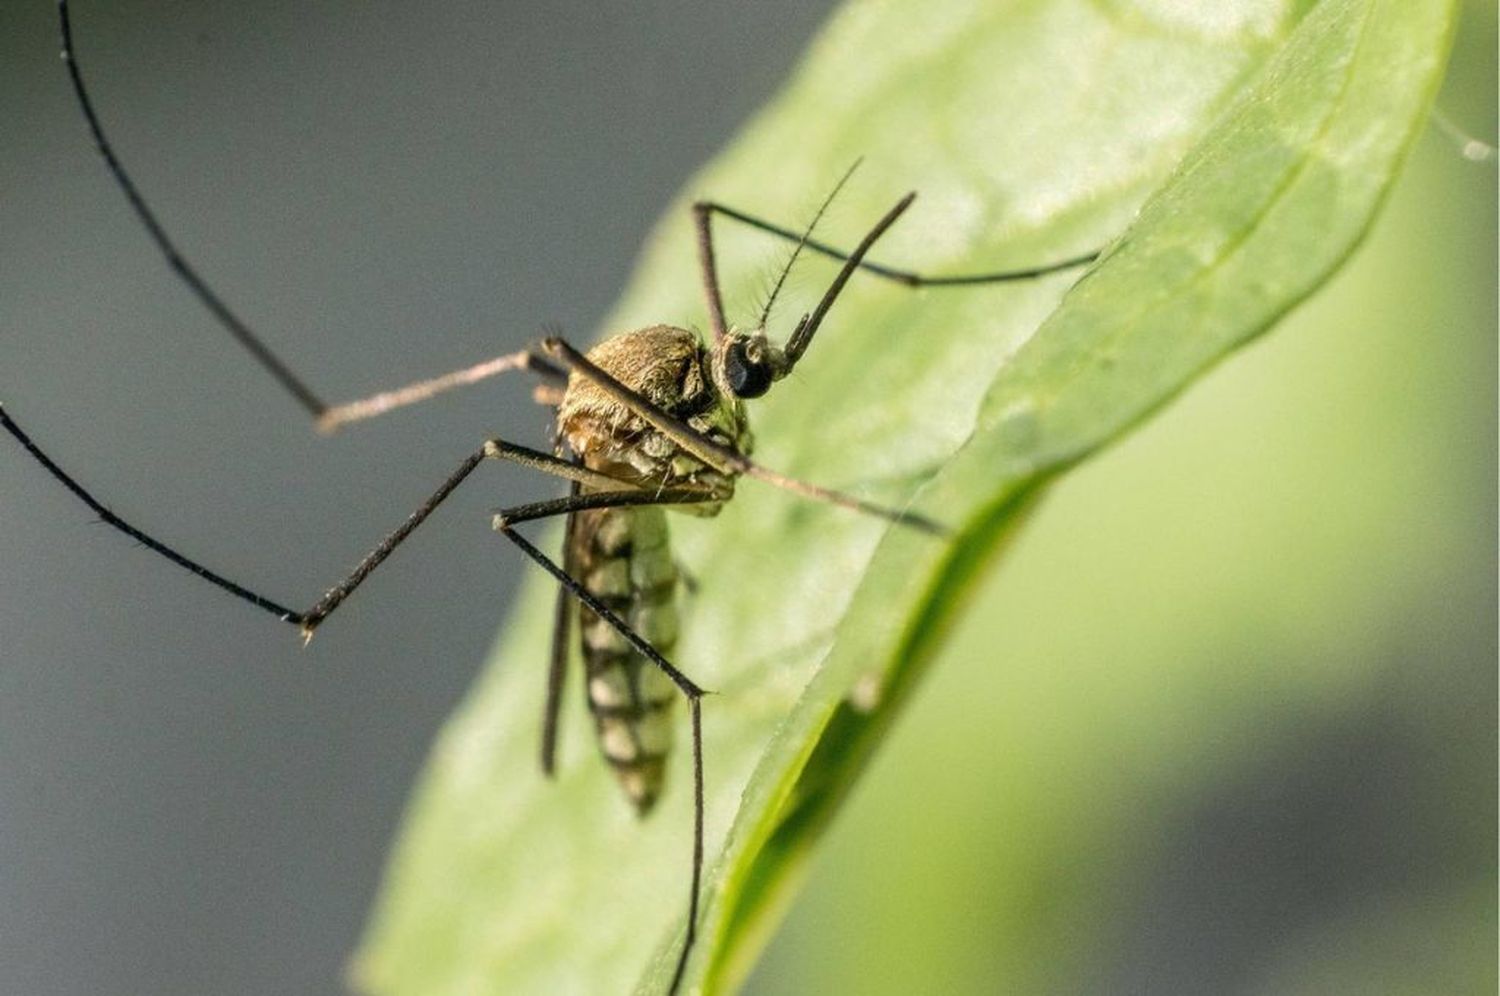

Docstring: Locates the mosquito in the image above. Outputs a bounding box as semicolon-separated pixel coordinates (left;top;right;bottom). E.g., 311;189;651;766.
2;2;1099;990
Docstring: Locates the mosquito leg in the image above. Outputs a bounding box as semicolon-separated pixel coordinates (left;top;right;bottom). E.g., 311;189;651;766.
317;351;568;434
58;0;327;417
691;200;731;345
14;386;713;975
696;160;864;340
4;401;492;636
695;200;1100;289
536;448;666;776
780;193;916;369
491;487;722;530
300;440;676;637
540;339;948;535
59;1;569;432
3;399;679;636
515;481;720;775
296;446;494;639
496;525;706;993
540;481;580;777
482;439;634;493
672;696;705;996
522;483;722;775
0;403;303;624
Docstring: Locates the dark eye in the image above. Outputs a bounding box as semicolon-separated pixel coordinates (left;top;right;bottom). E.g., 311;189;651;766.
725;340;772;399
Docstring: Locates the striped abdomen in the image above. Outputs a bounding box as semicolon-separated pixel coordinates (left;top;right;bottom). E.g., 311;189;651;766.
572;503;679;814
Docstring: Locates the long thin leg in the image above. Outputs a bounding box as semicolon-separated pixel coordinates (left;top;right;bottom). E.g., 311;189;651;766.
541;339;947;535
300;443;661;636
57;0;326;417
696;199;1100;289
691;200;731;346
694;161;864;345
1;402;663;636
679;695;704;996
59;0;567;432
10;391;711;972
317;350;568;433
532;484;724;775
540;481;580;778
4;395;486;634
296;447;491;638
496;525;705;993
483;439;642;493
492;487;722;530
0;403;302;623
783;193;916;368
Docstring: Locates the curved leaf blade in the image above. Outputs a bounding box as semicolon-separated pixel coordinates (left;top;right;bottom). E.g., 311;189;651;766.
351;1;1455;993
684;0;1457;991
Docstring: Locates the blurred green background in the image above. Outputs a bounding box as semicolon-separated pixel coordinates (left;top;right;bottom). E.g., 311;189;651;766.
747;4;1496;993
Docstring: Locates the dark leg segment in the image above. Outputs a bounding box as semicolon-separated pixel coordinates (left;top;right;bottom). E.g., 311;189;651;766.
496;528;705;699
57;0;327;417
253;435;655;635
6;405;712;985
674;696;704;996
692;202;731;346
6;398;711;980
59;0;569;431
540;480;580;777
3;397;668;638
484;440;638;493
784;193;916;368
297;447;491;638
696;199;1100;289
1;402;303;623
492;487;721;530
496;524;706;993
530;484;722;776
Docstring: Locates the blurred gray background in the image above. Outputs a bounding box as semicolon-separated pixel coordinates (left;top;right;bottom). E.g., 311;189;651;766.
0;2;834;993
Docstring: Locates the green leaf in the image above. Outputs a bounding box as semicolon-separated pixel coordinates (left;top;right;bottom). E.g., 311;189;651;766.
351;0;1457;993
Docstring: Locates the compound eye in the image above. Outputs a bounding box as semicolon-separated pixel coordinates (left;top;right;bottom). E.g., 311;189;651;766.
725;340;773;399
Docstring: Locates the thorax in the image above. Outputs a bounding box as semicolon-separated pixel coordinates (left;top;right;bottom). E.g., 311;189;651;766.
556;324;751;496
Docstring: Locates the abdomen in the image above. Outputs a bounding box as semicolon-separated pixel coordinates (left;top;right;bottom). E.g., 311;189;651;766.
572;504;679;814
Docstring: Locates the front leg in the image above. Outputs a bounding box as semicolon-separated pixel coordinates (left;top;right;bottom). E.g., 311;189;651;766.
0;401;666;640
541;339;947;535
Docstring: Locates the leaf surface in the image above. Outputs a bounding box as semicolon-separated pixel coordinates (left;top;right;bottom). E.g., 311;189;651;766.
352;0;1456;992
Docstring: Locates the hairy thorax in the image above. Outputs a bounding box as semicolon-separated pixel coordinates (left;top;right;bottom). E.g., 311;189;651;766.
555;325;754;811
556;325;750;504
